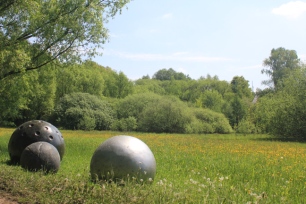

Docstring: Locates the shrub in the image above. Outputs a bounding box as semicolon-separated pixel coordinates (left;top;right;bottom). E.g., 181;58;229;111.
236;119;256;134
111;116;137;132
191;108;233;134
138;96;192;133
55;92;115;130
115;93;162;120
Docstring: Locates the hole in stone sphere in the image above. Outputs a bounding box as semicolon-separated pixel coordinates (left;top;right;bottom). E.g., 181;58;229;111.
35;131;40;136
49;135;53;140
29;124;34;127
21;132;27;137
45;127;49;131
19;126;23;130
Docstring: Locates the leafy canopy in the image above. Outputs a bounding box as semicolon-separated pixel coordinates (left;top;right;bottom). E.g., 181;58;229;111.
261;47;300;89
0;0;130;80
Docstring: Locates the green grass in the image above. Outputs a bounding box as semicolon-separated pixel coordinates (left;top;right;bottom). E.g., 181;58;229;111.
0;128;305;203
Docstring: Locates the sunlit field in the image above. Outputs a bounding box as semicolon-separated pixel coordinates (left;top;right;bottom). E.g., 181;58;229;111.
0;128;305;203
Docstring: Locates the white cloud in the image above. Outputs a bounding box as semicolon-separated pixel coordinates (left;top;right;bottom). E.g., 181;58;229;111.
161;13;173;19
272;1;306;19
105;50;232;62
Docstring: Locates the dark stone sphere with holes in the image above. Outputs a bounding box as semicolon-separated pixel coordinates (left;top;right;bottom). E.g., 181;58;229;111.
8;120;65;163
20;141;61;173
90;135;156;182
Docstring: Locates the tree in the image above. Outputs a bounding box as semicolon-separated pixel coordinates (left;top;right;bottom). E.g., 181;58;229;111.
56;61;105;101
0;0;130;80
230;76;252;98
196;90;224;112
257;68;306;140
117;72;133;98
134;79;166;95
153;68;190;80
0;64;57;126
262;47;300;89
103;71;133;98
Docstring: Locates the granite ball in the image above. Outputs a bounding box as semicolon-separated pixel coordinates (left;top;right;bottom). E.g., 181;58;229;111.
20;142;61;173
90;135;156;182
8;120;65;163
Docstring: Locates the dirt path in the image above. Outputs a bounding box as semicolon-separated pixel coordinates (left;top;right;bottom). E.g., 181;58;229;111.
0;192;18;204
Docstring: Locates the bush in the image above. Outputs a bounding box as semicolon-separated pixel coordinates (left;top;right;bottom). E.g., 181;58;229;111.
191;108;233;134
55;92;115;130
185;119;214;134
236;119;256;134
115;93;162;120
138;96;192;133
111;117;137;132
77;115;96;131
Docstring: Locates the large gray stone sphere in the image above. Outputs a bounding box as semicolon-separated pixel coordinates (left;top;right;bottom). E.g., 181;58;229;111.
90;135;156;182
20;142;61;173
8;120;65;163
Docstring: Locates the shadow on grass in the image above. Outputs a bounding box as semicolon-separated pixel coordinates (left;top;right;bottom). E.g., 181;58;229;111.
4;160;19;166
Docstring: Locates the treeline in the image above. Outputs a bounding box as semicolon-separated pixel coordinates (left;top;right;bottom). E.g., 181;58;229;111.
0;60;250;134
0;47;305;140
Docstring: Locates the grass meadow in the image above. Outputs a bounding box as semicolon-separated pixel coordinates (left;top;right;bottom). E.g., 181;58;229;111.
0;128;305;203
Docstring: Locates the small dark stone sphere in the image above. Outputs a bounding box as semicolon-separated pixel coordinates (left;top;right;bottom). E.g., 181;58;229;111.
8;120;65;163
20;142;60;173
90;135;156;182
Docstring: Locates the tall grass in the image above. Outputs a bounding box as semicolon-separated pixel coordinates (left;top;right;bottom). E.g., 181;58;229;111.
0;128;305;203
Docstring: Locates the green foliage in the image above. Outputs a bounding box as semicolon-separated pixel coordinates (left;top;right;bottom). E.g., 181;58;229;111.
111;116;137;131
196;90;224;112
0;0;130;80
134;79;166;95
236;119;256;134
231;76;252;98
0;65;56;125
152;68;190;80
138;96;192;133
55;92;115;130
254;68;306;139
56;62;105;100
115;93;232;134
228;96;248;127
103;71;133;98
262;47;301;89
186;108;233;134
115;93;162;120
268;69;306;139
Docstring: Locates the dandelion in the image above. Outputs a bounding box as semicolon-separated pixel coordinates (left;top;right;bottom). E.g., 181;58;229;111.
157;180;164;186
219;176;224;182
190;179;198;184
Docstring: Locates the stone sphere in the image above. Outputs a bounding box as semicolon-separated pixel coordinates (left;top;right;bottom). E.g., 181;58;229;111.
8;120;65;163
90;135;156;182
20;142;61;173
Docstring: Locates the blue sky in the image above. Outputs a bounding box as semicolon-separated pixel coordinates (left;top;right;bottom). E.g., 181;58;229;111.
93;0;306;90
